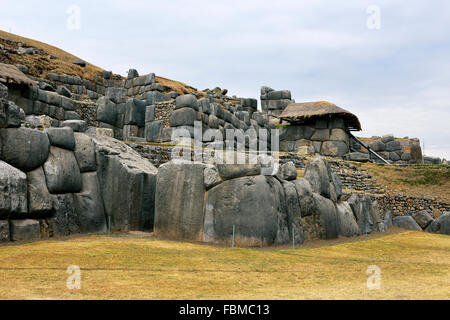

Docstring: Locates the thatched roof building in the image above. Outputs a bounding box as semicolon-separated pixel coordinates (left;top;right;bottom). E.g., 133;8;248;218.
0;63;37;86
280;101;362;131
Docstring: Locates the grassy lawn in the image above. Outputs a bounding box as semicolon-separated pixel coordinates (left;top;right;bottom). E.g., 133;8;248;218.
0;230;448;300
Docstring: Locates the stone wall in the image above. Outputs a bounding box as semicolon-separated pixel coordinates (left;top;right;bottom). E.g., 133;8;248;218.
278;117;351;157
0;83;157;242
153;156;389;245
348;134;423;164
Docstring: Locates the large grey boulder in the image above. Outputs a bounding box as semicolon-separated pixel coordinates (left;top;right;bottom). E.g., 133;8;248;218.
304;156;331;199
278;161;297;181
10;219;40;241
124;98;146;127
283;181;305;245
170;107;197;127
383;210;393;229
412;210;434;229
175;94;199;111
0;127;50;171
73;133;96;172
96;96;117;125
105;87;127;104
369;140;386;152
61;120;87;133
347;193;368;233
145;120;164;142
6;101;25;127
0;161;27;218
45;127;75;150
385;140;401;152
312;193;339;239
216;163;261;180
347;152;370;162
381;134;394;144
127;69;139;79
73;172;107;233
427;212;450;235
336;201;361;237
154;160;206;240
321;141;348;157
293;178;316;217
204;176;288;245
393;216;422;231
331;173;343;200
43;147;82;194
93;135;157;231
48;194;80;236
27;166;52;215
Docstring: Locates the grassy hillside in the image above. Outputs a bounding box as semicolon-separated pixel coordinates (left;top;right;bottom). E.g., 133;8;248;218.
362;163;450;203
0;230;448;300
0;30;198;94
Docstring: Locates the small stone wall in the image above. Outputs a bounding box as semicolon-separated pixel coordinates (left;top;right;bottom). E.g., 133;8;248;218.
279;117;351;157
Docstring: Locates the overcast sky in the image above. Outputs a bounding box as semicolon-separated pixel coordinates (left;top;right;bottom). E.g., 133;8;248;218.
1;0;449;158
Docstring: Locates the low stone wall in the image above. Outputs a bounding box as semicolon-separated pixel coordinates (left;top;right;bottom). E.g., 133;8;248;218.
374;194;450;217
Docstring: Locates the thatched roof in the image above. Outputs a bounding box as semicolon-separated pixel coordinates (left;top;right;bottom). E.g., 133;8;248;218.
280;101;362;131
0;63;37;86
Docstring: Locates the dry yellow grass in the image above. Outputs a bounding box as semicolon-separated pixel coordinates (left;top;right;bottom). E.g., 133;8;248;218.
0;231;448;300
362;163;450;203
0;30;103;80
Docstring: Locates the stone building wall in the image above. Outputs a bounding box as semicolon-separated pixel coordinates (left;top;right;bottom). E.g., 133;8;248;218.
278;117;351;157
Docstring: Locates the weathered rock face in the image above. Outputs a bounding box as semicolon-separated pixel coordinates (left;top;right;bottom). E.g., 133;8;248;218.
304;156;331;199
26;166;52;216
282;181;305;245
0;127;50;171
154;160;206;240
204;175;286;246
412;210;434;229
73;172;107;233
10;219;40;241
0;161;27;218
427;212;450;235
347;193;365;233
73;133;97;172
43;146;82;194
93;135;157;232
293;178;316;218
48;194;80;237
216;163;261;180
45;127;75;150
312;194;338;239
393;216;422;231
278;161;297;181
336;201;361;237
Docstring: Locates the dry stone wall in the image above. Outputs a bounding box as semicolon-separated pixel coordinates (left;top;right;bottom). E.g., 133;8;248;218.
0;83;157;242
